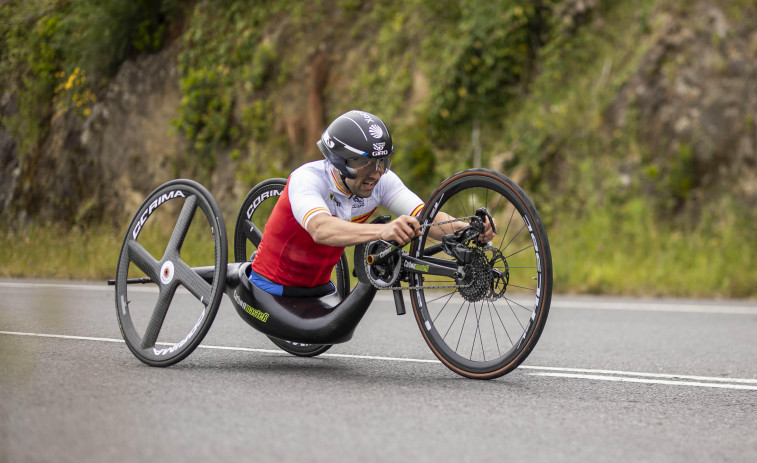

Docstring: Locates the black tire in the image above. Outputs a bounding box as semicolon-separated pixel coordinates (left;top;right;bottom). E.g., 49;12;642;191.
409;169;552;379
233;178;350;357
115;179;227;367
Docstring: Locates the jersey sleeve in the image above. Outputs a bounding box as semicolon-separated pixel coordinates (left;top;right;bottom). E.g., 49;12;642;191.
377;170;425;218
287;167;332;229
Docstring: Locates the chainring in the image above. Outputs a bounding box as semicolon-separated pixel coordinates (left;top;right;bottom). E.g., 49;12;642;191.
357;240;402;288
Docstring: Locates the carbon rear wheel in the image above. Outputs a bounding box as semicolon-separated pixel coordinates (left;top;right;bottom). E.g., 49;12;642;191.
409;169;552;379
234;178;349;357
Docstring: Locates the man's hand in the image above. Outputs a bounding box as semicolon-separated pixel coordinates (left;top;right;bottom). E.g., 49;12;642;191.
381;215;422;245
479;215;496;243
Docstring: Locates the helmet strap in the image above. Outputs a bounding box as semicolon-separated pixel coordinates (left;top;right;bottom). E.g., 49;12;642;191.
339;173;354;196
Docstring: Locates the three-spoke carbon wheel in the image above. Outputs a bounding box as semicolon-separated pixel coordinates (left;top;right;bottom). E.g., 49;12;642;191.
409;169;552;379
115;179;227;367
233;178;349;357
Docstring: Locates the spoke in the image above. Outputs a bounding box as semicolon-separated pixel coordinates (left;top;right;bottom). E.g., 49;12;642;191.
487;300;502;356
502;222;526;252
505;244;534;259
167;194;197;256
498;207;517;250
493;302;514;346
141;284;178;348
471;302;485;361
505;298;527;332
443;299;467;341
427;290;458;309
127;240;160;283
490;194;504;217
455;303;471;352
503;297;534;312
455;191;469;219
175;260;213;307
508;283;537;292
478;303;486;360
494;308;514;346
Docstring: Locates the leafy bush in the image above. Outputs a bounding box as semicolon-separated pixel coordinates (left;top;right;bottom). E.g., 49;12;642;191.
0;0;174;156
427;1;560;137
174;67;234;173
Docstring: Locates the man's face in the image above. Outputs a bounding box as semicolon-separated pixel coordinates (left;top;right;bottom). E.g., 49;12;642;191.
344;157;391;198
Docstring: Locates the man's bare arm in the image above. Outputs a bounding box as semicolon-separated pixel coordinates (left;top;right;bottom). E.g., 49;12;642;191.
306;213;421;247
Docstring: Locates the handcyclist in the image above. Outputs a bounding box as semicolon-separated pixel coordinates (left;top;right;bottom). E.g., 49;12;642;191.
249;110;494;297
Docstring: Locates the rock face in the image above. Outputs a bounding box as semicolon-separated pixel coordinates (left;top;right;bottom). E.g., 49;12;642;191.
1;41;185;226
606;3;757;204
83;41;186;223
0;94;19;221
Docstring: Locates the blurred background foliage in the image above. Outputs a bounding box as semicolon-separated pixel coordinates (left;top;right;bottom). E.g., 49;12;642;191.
1;0;755;297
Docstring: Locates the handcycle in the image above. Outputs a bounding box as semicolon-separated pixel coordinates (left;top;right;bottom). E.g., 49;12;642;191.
111;168;552;379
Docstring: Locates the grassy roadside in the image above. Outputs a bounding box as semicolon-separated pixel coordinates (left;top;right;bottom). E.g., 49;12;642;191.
1;212;754;299
549;201;757;298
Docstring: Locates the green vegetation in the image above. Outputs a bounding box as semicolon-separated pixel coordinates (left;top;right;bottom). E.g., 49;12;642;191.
0;0;174;154
1;0;755;297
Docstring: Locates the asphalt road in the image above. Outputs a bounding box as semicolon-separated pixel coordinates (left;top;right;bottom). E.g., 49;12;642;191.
1;280;756;462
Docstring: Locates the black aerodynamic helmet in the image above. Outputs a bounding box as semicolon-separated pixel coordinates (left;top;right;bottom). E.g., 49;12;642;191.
317;110;393;179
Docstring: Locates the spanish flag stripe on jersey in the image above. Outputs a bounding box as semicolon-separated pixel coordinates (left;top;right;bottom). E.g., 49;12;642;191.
351;208;377;223
410;203;425;217
303;207;330;225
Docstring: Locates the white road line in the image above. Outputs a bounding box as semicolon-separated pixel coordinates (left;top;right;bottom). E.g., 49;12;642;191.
527;372;757;391
1;330;755;390
518;365;757;384
550;299;757;315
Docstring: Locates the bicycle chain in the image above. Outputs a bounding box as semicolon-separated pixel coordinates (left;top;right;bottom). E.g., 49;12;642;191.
363;217;479;291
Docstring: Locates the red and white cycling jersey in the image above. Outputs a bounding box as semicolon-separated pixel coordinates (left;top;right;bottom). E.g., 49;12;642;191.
251;160;424;287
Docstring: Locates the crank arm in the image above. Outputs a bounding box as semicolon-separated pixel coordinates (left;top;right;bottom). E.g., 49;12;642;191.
365;240;401;266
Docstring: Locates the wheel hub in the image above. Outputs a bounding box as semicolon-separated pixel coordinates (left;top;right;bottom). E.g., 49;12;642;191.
160;261;175;285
